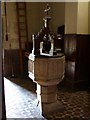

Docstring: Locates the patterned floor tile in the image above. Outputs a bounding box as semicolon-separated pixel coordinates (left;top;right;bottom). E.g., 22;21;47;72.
4;77;90;120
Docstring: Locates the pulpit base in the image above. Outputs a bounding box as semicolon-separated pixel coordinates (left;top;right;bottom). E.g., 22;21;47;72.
39;100;64;116
36;83;64;116
33;98;64;116
28;54;65;116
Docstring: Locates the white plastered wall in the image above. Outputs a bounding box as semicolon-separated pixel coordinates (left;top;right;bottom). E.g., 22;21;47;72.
65;2;78;34
77;2;88;34
51;2;65;34
2;2;19;50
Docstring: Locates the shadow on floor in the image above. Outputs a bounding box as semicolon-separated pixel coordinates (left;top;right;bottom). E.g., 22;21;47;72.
6;76;36;93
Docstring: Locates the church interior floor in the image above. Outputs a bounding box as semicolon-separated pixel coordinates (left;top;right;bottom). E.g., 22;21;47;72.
4;76;90;120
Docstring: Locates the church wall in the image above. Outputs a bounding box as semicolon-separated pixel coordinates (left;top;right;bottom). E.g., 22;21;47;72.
77;2;88;34
88;2;90;33
64;2;90;90
3;2;65;77
51;2;65;34
27;2;54;42
26;2;65;41
2;2;19;50
2;2;89;50
26;2;42;42
65;2;78;34
2;3;27;77
65;2;89;34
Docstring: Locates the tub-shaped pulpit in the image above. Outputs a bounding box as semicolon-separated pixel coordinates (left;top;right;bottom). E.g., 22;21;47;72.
28;53;65;116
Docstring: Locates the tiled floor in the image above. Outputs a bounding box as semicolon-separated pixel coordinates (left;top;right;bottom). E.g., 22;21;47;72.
4;76;90;120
